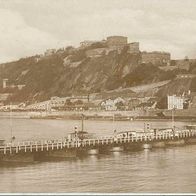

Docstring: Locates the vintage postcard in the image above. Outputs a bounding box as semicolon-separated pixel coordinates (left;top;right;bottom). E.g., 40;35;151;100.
0;0;196;195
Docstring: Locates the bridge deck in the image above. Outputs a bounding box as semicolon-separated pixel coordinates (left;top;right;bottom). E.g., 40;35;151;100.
0;130;196;155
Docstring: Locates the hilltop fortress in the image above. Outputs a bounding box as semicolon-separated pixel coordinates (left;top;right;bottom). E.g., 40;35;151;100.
41;35;195;71
80;35;170;66
79;35;196;70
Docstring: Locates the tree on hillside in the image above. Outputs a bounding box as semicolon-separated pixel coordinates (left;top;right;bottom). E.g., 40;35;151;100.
156;96;167;109
115;101;125;110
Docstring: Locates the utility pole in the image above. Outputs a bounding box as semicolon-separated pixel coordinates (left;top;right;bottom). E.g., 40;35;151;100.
10;102;13;143
81;114;84;132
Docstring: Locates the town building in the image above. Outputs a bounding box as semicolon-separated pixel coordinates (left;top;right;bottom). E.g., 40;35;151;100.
101;97;126;111
141;51;171;66
160;57;192;71
167;95;184;110
80;36;141;55
0;102;26;111
26;100;50;111
106;36;128;51
127;42;140;53
127;98;141;110
50;96;68;109
170;59;190;71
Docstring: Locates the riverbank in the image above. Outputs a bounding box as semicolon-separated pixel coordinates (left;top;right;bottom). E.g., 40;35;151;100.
24;109;196;122
1;110;196;122
30;115;196;122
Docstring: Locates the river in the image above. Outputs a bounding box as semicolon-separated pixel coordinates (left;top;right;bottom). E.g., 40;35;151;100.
0;118;196;193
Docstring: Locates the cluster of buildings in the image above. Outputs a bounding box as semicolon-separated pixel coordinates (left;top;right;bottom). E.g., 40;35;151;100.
1;74;195;112
0;91;195;112
24;91;195;112
80;36;196;71
141;51;170;66
25;96;90;111
79;36;171;67
81;36;140;58
34;35;195;72
5;94;157;112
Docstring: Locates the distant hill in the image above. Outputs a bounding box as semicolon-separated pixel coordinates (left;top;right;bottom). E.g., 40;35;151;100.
0;45;195;103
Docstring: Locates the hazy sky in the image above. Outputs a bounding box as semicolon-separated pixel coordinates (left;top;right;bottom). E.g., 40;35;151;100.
0;0;196;63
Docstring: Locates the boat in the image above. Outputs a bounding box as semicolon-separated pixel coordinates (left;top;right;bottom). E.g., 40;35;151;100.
114;127;179;139
114;129;155;139
114;131;137;138
66;114;95;141
153;128;174;135
66;130;95;141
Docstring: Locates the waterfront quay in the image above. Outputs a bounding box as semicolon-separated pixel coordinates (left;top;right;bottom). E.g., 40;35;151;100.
1;129;196;163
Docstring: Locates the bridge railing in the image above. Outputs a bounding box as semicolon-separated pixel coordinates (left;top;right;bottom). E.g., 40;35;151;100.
1;129;196;154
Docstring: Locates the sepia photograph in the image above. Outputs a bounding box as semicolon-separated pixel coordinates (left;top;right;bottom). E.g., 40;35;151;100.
0;0;196;195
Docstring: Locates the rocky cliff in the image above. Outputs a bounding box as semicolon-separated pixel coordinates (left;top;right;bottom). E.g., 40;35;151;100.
0;45;195;103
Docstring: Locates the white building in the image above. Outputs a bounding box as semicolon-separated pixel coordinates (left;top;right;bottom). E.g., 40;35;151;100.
26;100;51;111
167;95;184;110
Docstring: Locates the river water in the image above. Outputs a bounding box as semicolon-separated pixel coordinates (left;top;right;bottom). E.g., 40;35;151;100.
0;118;196;193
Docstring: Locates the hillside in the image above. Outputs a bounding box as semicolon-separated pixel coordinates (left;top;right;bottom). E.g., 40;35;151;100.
157;77;196;97
0;45;195;103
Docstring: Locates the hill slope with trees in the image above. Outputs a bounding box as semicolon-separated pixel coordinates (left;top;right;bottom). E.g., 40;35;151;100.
0;46;195;103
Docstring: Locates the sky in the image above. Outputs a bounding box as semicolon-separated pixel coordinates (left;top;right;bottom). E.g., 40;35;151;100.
0;0;196;63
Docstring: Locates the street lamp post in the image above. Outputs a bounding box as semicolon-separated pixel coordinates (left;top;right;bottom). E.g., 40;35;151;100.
172;106;176;131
